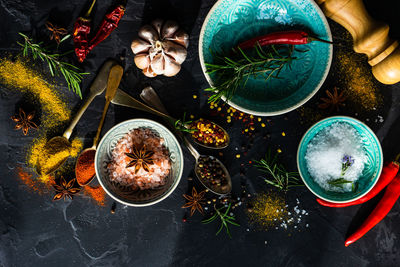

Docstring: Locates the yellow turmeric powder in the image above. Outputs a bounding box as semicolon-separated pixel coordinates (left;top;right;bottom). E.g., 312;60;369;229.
29;137;82;182
0;57;70;128
0;57;82;183
247;193;288;229
335;49;382;111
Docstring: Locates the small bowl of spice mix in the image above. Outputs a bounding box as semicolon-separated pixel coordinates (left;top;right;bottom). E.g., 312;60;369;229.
195;155;231;195
189;118;229;149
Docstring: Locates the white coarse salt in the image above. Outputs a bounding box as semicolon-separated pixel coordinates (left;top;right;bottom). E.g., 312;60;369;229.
305;122;367;192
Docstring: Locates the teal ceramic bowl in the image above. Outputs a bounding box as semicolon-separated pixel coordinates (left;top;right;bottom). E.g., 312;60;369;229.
297;116;383;203
95;119;184;207
199;0;332;116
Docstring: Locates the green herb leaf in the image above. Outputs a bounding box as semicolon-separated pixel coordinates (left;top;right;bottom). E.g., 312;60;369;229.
205;44;299;103
17;32;87;98
254;149;303;192
328;178;353;188
202;203;240;238
174;112;197;133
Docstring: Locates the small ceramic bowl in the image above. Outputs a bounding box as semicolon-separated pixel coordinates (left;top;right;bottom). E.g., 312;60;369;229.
199;0;332;116
297;116;383;203
95;118;184;207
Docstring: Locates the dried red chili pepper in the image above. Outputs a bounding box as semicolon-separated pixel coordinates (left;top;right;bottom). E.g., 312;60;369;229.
345;175;400;246
88;5;125;51
316;161;399;207
73;0;97;62
238;30;333;50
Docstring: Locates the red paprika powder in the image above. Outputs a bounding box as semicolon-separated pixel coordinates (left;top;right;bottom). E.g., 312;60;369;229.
75;149;96;186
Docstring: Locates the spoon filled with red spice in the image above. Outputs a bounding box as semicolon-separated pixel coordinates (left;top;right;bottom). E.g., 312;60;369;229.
75;64;124;186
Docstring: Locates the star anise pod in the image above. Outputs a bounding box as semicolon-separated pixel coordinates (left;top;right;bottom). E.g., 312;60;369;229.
53;177;81;201
182;187;206;216
11;108;38;136
45;21;68;44
125;145;154;173
318;87;347;112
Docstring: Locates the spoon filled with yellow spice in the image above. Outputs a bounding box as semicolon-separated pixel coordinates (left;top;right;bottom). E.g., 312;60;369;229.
75;64;124;186
36;60;117;176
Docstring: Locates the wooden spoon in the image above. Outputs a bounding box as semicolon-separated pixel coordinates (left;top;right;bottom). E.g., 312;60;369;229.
75;64;124;186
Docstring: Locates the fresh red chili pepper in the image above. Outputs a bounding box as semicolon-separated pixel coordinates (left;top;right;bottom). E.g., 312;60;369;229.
73;0;96;62
345;175;400;246
238;30;333;50
88;5;125;52
317;161;399;207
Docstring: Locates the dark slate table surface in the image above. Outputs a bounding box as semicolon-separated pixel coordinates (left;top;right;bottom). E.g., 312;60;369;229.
1;0;400;266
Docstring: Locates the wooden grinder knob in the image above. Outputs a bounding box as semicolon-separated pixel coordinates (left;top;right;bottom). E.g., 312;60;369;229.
317;0;400;84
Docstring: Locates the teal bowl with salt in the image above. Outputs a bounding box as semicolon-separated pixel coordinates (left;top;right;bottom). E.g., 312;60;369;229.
297;116;383;203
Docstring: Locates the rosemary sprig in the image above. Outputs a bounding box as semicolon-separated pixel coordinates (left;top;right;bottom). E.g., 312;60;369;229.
327;178;353;187
174;112;197;133
328;178;357;192
202;203;239;238
254;150;303;192
17;32;88;98
205;44;296;103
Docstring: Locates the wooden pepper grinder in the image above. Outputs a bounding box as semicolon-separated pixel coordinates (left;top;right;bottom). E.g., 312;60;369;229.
317;0;400;84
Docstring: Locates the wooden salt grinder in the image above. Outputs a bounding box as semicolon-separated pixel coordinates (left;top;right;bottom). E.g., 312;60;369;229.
317;0;400;84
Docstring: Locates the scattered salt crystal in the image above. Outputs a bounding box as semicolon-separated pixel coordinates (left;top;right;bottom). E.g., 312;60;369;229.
306;224;309;227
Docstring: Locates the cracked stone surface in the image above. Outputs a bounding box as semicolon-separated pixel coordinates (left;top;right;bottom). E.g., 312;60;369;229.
1;0;400;266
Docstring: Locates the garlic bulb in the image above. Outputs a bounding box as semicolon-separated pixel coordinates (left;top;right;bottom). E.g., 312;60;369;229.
131;19;189;77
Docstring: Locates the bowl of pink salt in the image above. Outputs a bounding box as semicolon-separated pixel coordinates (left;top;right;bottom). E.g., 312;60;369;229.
95;119;184;207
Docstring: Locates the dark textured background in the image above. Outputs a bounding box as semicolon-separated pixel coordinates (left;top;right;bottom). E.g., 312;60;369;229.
1;0;400;266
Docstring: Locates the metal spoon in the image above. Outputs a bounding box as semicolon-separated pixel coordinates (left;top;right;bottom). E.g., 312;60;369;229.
139;87;232;195
112;88;229;149
75;64;124;186
36;60;116;175
140;87;230;150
